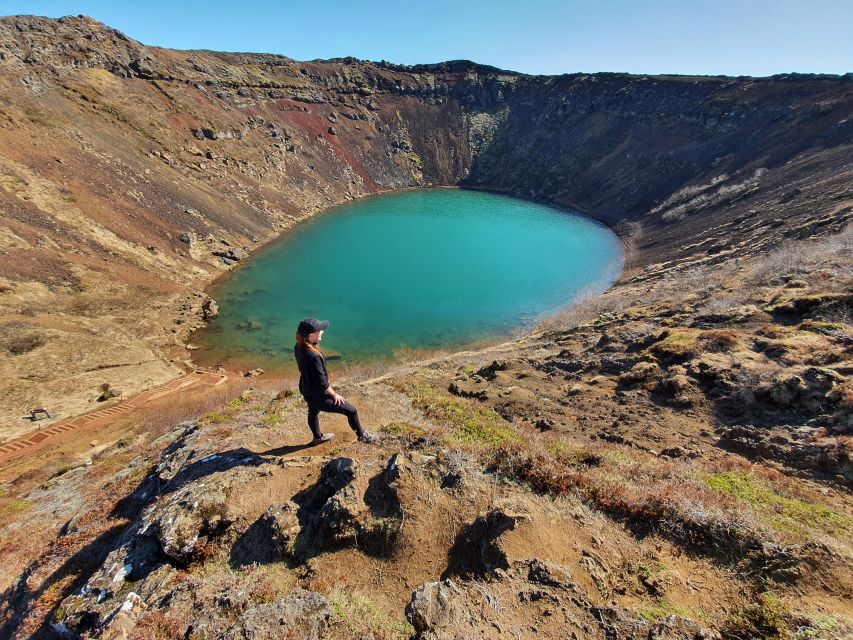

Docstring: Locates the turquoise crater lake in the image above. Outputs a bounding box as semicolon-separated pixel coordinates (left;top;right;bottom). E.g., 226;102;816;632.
193;189;622;370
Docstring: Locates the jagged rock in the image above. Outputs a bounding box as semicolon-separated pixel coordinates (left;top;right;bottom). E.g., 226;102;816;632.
758;373;807;407
581;550;611;593
535;418;553;432
406;579;471;635
591;606;650;638
448;379;489;400
718;425;852;483
97;383;122;401
321;456;357;492
258;502;301;557
522;559;576;590
300;456;403;555
649;614;722;639
98;592;146;640
213;247;245;262
243;367;264;377
221;589;332;640
201;297;219;320
140;479;232;564
475;360;510;380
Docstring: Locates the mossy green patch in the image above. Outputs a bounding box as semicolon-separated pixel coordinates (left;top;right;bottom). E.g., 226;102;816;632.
702;471;853;537
637;597;698;622
201;412;230;425
391;379;519;448
647;329;701;362
225;397;245;410
0;498;33;516
261;412;282;427
382;421;426;437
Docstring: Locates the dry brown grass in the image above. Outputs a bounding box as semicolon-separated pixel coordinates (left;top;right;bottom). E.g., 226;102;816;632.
488;434;852;558
139;378;255;432
536;288;627;333
747;225;853;287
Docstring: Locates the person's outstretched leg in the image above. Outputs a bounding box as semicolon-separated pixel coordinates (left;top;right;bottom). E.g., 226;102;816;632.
312;397;376;442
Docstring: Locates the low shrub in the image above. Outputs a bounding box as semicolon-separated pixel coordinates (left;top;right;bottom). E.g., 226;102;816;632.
0;321;46;355
699;329;740;352
723;592;792;640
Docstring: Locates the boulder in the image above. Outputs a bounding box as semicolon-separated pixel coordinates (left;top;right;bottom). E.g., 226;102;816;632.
405;579;471;635
258;502;301;558
97;383;123;401
222;589;332;640
140;480;232;565
201;297;219;320
98;592;146;640
523;559;576;590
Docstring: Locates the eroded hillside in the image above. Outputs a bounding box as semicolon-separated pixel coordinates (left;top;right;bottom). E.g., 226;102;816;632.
0;14;851;640
0;15;850;428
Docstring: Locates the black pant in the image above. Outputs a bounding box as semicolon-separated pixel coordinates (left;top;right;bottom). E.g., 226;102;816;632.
306;396;363;439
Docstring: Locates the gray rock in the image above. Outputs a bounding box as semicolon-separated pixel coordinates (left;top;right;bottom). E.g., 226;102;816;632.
406;579;470;635
201;298;219;320
259;502;301;557
524;559;575;590
222;589;332;640
140;480;232;565
649;614;722;639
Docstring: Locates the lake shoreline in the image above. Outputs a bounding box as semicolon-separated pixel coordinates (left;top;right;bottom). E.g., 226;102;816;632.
187;188;626;375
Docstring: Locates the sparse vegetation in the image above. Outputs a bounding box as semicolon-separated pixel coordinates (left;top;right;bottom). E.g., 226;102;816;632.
381;421;427;437
0;321;46;355
723;592;792;640
328;589;414;640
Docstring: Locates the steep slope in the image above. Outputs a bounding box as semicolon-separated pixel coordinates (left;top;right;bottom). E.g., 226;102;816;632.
0;16;850;430
0;15;852;640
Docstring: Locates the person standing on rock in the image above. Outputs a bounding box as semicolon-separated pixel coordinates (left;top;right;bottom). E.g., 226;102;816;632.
294;317;377;445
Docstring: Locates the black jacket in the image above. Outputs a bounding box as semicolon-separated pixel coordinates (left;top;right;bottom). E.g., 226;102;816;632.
294;343;330;402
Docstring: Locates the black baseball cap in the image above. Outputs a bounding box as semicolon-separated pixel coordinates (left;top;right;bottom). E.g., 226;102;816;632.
297;317;329;336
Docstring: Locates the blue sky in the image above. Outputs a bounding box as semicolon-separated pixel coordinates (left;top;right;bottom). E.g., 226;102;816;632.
3;0;851;76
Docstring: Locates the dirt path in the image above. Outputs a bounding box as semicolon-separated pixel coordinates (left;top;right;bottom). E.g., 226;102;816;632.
0;371;230;471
